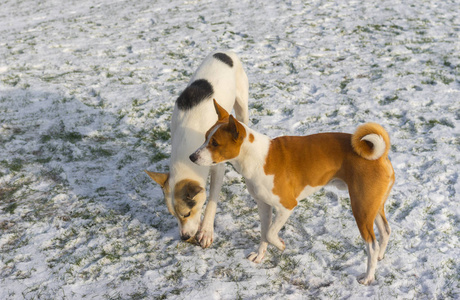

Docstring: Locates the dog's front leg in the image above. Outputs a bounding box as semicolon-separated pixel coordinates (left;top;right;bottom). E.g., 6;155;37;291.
248;199;272;263
266;206;293;251
196;165;224;248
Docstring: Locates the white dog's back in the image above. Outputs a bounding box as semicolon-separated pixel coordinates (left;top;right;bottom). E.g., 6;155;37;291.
170;51;248;185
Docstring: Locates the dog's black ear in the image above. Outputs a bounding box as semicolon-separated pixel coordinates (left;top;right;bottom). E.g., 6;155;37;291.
228;115;240;141
213;99;229;121
187;182;203;199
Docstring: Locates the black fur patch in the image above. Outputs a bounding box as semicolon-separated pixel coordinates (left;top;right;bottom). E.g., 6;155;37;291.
184;197;197;209
213;52;233;67
176;79;214;110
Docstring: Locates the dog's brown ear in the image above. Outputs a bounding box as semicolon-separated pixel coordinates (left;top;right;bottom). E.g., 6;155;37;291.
186;182;203;200
184;182;203;208
213;99;229;121
144;170;169;188
228;115;241;141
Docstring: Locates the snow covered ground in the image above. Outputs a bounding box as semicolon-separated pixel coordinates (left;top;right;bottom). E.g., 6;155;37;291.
0;0;459;298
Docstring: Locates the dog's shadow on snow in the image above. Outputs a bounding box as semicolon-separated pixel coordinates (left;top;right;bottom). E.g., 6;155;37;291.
1;88;184;240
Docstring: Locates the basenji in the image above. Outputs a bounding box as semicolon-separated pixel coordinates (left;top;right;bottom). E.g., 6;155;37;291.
145;52;249;248
190;100;394;284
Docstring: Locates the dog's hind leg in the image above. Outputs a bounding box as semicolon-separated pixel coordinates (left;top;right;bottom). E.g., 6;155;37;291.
375;176;393;260
360;239;380;285
349;187;381;285
197;164;225;248
375;209;391;260
233;65;249;125
234;97;248;125
355;218;380;285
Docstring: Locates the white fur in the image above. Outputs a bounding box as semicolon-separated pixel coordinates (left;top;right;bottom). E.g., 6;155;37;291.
361;133;385;160
358;240;380;285
168;51;248;247
192;147;214;166
329;178;348;191
297;185;323;201
375;213;391;260
231;126;294;258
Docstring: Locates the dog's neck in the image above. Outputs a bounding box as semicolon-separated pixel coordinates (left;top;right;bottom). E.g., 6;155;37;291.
229;124;271;180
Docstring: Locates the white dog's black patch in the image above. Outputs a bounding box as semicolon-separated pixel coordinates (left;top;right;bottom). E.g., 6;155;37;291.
176;79;214;110
184;197;197;208
213;53;233;67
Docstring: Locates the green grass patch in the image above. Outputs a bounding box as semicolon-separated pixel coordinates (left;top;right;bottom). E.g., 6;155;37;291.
250;102;264;112
323;240;343;254
150;151;169;163
41;71;83;83
41;131;83;143
148;105;172;118
152;127;171;141
61;131;83;143
339;78;353;93
90;147;113;157
9;158;24;172
1;158;24;172
3;202;18;214
380;95;399;105
2;74;20;86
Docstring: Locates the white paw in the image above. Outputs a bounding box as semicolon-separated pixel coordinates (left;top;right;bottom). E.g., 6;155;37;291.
268;236;285;251
357;273;375;285
247;251;265;263
196;229;214;249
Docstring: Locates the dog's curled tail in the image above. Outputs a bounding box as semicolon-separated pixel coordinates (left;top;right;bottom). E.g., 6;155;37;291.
352;123;390;160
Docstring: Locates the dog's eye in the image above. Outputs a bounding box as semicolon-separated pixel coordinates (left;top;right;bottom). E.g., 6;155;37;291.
211;139;219;147
183;212;191;218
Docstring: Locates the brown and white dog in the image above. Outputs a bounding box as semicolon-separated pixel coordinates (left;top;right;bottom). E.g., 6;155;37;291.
145;52;248;248
190;100;395;284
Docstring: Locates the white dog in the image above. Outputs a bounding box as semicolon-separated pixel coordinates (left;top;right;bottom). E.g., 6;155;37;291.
145;52;248;248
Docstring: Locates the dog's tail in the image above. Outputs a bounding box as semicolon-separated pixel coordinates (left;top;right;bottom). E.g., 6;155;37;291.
351;123;390;160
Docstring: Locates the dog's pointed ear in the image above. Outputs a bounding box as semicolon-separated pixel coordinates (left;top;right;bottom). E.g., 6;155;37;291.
144;170;169;188
186;182;203;200
213;99;229;121
181;182;203;208
228;115;241;141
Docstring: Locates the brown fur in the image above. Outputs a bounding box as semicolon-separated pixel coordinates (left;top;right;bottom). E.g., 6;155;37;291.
143;170;204;221
173;179;203;218
264;133;351;210
263;132;394;243
352;123;390;160
145;170;169;188
205;101;247;164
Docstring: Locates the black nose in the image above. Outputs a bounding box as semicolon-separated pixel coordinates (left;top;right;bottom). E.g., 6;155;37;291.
181;234;191;241
189;153;197;163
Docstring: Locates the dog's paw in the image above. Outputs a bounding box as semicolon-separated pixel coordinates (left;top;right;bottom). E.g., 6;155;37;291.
196;229;214;249
357;273;375;285
268;235;285;251
247;251;265;263
278;238;286;251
